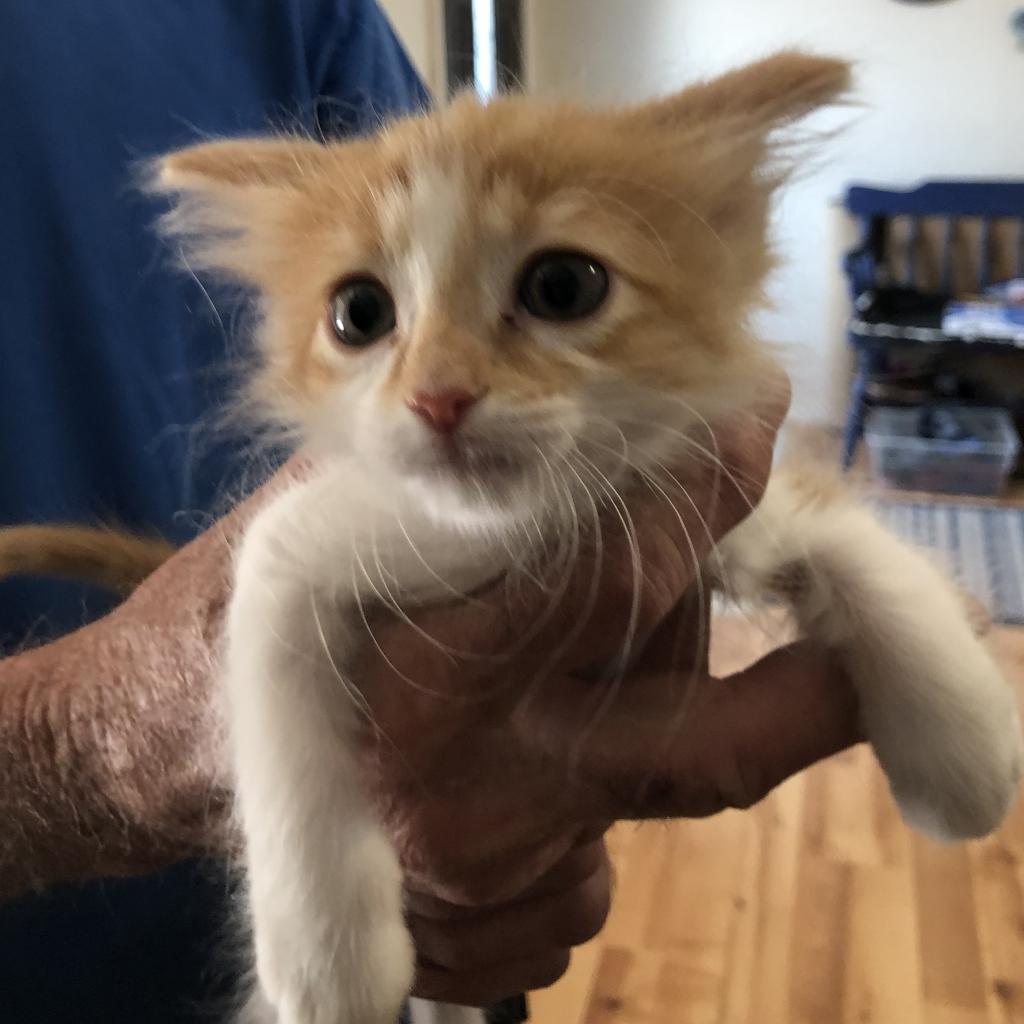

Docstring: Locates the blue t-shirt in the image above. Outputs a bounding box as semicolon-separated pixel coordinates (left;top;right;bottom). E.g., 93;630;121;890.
0;3;426;1021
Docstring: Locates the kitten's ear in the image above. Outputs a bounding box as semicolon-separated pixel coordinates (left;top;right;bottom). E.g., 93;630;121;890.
150;138;330;286
626;53;851;295
156;137;328;191
639;51;851;135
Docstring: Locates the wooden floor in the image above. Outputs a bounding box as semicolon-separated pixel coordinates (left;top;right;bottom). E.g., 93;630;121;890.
532;437;1024;1024
532;622;1024;1024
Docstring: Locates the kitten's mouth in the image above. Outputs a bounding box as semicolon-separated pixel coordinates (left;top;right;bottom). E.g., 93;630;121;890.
411;437;528;484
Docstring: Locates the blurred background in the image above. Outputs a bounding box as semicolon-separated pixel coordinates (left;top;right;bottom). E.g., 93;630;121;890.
380;3;1024;1023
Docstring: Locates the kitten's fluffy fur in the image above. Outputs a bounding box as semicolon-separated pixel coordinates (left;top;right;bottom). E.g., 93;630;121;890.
5;53;1020;1024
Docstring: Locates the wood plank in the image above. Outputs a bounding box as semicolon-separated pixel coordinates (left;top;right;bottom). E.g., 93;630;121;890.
925;1006;992;1024
821;746;887;867
581;947;641;1024
602;822;669;951
528;930;600;1024
533;614;1024;1024
970;838;1024;1024
842;864;924;1024
642;808;749;977
742;774;805;1024
582;947;721;1024
912;835;987;1011
789;853;851;1024
715;797;762;1024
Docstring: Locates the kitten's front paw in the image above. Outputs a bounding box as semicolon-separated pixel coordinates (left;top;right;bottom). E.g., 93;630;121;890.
255;917;414;1024
873;661;1023;841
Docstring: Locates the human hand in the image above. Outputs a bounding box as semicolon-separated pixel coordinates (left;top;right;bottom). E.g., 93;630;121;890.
0;371;860;1007
344;373;860;1003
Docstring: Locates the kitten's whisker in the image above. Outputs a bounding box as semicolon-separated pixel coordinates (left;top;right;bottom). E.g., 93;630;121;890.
597;413;785;575
577;431;710;618
393;513;489;608
559;185;675;270
471;446;590;699
365;524;463;661
309;584;431;789
512;447;606;716
606;413;767;494
350;547;457;699
565;450;644;763
578;411;772;585
608;410;766;512
589;173;735;260
574;429;712;702
308;587;374;723
365;519;511;664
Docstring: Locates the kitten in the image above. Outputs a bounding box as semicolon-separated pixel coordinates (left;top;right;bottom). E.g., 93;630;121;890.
2;52;1020;1024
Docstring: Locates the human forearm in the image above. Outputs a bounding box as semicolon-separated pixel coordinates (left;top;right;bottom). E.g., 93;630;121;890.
0;524;236;898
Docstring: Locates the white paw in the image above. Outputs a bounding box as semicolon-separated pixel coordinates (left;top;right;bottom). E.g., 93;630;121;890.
870;662;1024;841
254;917;414;1024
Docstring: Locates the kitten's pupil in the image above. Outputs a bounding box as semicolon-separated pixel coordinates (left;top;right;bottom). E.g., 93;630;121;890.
330;279;396;347
519;251;609;322
349;290;381;333
539;265;579;309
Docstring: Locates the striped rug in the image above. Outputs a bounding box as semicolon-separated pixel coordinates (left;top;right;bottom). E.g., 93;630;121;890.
873;500;1024;625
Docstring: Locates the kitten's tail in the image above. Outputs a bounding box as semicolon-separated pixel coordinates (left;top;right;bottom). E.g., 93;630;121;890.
0;525;176;594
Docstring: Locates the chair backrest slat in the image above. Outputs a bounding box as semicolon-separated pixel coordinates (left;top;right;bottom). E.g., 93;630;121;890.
978;219;992;291
906;217;920;289
844;181;1024;298
941;216;956;293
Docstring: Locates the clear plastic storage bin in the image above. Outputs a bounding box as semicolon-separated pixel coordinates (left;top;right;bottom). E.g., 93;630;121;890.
864;406;1020;496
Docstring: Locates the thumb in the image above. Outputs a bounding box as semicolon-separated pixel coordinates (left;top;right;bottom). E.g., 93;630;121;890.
566;643;862;821
677;643;864;815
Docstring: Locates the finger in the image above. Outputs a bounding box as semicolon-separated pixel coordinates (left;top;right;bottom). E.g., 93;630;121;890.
409;852;610;970
413;949;571;1006
690;366;791;542
406;836;608;922
635;582;709;674
552;372;791;670
696;643;864;811
549;642;860;820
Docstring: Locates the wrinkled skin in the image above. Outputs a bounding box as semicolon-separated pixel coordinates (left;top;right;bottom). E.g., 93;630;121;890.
0;375;860;1005
348;378;858;1002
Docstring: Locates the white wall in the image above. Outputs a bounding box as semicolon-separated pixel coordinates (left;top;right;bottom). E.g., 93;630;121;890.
378;0;444;96
526;0;1024;423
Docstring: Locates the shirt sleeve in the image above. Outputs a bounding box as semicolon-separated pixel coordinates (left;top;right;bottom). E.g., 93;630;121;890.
308;0;432;139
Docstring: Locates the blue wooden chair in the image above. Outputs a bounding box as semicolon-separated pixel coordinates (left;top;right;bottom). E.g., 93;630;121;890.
841;181;1024;467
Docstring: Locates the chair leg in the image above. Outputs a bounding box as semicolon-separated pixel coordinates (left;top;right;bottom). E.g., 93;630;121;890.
842;348;876;469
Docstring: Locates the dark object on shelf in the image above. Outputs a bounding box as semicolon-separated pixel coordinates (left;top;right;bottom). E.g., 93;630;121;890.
840;180;1024;467
918;405;972;442
865;405;1020;496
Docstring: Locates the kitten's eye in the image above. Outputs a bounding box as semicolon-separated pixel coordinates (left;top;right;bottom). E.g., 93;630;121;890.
518;251;609;322
329;278;396;347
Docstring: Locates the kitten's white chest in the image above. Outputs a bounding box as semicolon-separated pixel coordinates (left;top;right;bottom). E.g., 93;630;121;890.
238;460;508;616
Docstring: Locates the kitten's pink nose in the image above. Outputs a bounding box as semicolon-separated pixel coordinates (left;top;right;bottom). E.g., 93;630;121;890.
406;388;481;435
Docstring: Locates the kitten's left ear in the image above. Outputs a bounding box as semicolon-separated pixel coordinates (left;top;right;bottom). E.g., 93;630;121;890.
639;50;852;135
628;52;851;293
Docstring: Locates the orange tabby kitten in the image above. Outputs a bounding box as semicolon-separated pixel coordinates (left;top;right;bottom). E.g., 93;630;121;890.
1;53;1020;1024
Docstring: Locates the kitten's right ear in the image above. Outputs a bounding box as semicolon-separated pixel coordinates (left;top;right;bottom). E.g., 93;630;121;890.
156;137;329;191
149;137;330;285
